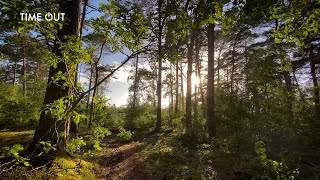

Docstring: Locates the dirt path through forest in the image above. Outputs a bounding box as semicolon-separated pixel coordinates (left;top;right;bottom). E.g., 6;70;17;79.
96;133;160;180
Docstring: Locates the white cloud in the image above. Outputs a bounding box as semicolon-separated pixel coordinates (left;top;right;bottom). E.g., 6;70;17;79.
110;65;133;83
106;81;129;106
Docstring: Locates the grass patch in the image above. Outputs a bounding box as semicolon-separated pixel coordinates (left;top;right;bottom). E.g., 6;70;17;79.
142;133;218;179
0;166;55;180
0;130;34;147
1;154;98;180
51;153;97;180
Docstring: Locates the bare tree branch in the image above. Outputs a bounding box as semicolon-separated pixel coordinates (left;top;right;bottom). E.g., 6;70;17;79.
67;47;150;114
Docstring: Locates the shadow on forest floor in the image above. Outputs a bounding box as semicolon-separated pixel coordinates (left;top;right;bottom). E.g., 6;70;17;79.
0;130;34;148
95;130;161;180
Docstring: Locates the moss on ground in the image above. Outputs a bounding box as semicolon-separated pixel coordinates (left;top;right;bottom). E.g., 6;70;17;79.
0;130;34;147
51;154;97;180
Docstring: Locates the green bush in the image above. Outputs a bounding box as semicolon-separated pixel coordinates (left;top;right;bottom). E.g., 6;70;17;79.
117;126;134;142
124;104;155;129
0;84;39;129
255;140;299;179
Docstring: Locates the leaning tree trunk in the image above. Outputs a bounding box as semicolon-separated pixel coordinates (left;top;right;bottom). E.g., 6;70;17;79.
29;0;80;152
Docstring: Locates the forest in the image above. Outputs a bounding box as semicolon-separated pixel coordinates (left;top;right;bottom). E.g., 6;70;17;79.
0;0;319;179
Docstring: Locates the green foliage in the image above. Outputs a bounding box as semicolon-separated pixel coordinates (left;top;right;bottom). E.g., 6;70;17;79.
144;135;217;179
125;105;156;129
67;137;86;156
37;141;57;155
0;83;40;129
45;97;68;121
0;144;29;167
255;141;299;179
0;144;33;179
117;126;134;142
272;0;320;45
0;166;54;180
67;126;111;157
101;106;125;127
91;126;112;140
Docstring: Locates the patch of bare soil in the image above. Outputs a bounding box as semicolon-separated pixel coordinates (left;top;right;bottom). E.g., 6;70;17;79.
96;133;160;180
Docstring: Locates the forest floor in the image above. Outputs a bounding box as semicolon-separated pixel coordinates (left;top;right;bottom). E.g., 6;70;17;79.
0;129;220;179
94;129;238;180
0;129;261;179
0;129;34;147
95;130;161;179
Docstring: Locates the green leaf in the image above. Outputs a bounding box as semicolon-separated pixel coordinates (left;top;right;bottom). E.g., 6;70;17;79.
18;26;25;33
24;162;30;166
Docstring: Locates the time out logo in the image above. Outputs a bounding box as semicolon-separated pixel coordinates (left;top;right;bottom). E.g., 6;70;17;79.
20;13;65;21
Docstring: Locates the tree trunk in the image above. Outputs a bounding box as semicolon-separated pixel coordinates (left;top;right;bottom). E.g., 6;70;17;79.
133;54;139;108
89;62;99;127
22;57;27;96
275;19;293;121
30;0;80;152
283;70;293;119
168;63;174;126
230;42;236;94
207;23;216;137
217;47;223;86
153;70;156;109
310;49;320;116
6;62;10;82
186;32;195;135
70;62;79;133
180;62;184;110
22;37;27;97
175;59;179;113
86;64;94;110
33;61;40;96
12;61;17;86
170;63;174;113
194;84;198;124
293;72;305;102
155;0;163;132
195;33;205;116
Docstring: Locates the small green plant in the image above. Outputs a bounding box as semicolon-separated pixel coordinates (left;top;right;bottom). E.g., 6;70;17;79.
117;126;134;142
0;144;30;176
36;141;57;157
67;126;111;157
67;137;86;155
255;141;299;179
0;144;30;167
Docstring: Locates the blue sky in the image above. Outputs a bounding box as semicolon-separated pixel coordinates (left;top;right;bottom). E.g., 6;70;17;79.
79;0;196;107
80;0;138;106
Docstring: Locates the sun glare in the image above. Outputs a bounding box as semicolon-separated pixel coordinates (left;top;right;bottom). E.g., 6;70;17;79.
191;75;201;88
